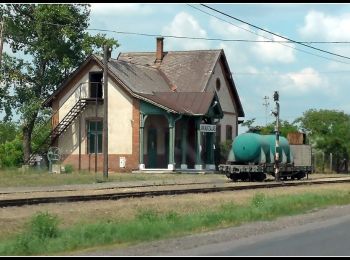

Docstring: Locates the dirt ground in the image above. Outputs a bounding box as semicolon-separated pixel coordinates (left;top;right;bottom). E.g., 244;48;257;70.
1;181;350;241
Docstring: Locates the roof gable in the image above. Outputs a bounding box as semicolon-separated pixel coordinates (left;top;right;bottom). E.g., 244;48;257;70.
119;49;244;117
210;52;245;117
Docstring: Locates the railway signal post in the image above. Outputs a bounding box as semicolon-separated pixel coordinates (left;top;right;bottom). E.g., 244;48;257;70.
272;91;280;182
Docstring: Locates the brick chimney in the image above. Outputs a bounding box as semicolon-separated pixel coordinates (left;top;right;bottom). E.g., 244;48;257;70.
155;37;164;64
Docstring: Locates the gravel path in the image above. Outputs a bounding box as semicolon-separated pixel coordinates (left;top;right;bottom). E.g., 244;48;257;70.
72;204;350;256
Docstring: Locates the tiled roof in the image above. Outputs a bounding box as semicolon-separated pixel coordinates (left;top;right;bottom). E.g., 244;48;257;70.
118;50;221;92
108;59;171;94
139;92;217;115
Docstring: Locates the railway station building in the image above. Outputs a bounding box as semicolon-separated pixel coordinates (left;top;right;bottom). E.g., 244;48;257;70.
42;38;245;172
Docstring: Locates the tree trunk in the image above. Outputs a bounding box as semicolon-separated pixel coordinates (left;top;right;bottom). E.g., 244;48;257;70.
22;118;36;163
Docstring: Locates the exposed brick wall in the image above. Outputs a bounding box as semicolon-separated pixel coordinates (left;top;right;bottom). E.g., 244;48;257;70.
131;98;140;170
61;98;140;172
62;154;137;172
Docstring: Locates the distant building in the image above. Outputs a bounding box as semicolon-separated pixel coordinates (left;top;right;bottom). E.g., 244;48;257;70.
42;37;244;172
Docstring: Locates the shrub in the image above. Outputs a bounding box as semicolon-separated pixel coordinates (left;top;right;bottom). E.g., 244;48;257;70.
215;140;233;164
29;211;59;240
0;137;23;168
251;192;267;208
64;164;74;174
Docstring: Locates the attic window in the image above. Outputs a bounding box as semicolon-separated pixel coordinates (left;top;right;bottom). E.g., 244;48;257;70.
216;78;221;92
89;72;103;98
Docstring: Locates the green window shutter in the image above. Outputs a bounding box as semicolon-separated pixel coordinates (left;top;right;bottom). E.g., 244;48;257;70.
89;133;95;154
98;133;103;153
87;120;103;154
97;121;103;131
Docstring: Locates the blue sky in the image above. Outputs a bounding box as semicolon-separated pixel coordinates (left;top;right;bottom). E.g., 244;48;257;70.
87;3;350;132
4;3;350;133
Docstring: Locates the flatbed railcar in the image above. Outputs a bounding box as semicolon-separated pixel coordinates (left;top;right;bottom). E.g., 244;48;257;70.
218;133;312;182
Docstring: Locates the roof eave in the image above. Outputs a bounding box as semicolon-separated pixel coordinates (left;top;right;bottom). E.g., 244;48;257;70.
219;51;245;117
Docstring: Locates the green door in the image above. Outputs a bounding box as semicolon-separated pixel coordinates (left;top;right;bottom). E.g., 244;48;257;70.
148;128;157;168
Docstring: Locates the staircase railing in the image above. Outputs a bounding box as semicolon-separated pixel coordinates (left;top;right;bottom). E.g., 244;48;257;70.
26;82;102;165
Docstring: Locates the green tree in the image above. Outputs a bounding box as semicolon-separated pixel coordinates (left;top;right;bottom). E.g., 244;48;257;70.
1;4;118;162
0;134;23;167
242;118;298;137
0;121;19;144
295;109;350;158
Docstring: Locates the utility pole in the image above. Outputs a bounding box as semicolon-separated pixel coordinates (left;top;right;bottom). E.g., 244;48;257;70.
0;18;4;67
272;91;280;182
263;96;270;126
103;44;112;180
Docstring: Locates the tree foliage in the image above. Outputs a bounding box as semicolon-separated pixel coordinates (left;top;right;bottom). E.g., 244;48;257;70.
0;121;18;144
295;109;350;158
0;134;23;167
0;4;119;162
0;121;23;167
242;118;299;138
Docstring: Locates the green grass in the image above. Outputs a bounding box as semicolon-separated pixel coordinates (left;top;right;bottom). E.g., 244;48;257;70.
1;190;350;255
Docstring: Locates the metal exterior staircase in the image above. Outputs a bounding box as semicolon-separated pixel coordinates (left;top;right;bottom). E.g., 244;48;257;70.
26;99;88;165
50;99;88;142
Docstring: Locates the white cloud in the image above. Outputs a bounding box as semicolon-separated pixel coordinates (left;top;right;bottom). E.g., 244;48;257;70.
279;67;329;94
251;34;295;64
209;18;254;40
218;42;250;71
162;12;210;50
299;11;350;41
210;18;295;64
90;3;153;16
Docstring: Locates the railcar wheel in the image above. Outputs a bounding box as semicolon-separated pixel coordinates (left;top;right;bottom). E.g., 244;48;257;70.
228;174;239;182
253;173;266;182
297;171;306;180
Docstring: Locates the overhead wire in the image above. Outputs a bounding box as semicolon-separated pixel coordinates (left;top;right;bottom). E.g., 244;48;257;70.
187;4;350;65
200;4;350;61
9;19;349;65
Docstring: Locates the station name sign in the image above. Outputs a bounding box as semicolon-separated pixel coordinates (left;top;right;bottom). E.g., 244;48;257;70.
200;124;216;133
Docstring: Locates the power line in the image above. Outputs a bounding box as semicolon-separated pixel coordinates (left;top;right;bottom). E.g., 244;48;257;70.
5;19;350;65
41;21;350;44
90;30;350;44
24;20;350;65
200;4;350;61
115;57;350;77
187;4;350;65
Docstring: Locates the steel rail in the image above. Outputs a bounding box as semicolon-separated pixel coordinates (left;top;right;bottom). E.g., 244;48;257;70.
0;175;344;196
1;178;350;208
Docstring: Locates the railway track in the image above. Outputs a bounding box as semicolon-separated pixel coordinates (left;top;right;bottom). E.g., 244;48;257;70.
1;177;350;208
0;174;343;196
0;180;227;195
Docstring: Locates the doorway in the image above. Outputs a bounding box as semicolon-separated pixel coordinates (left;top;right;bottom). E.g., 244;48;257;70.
147;128;157;168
